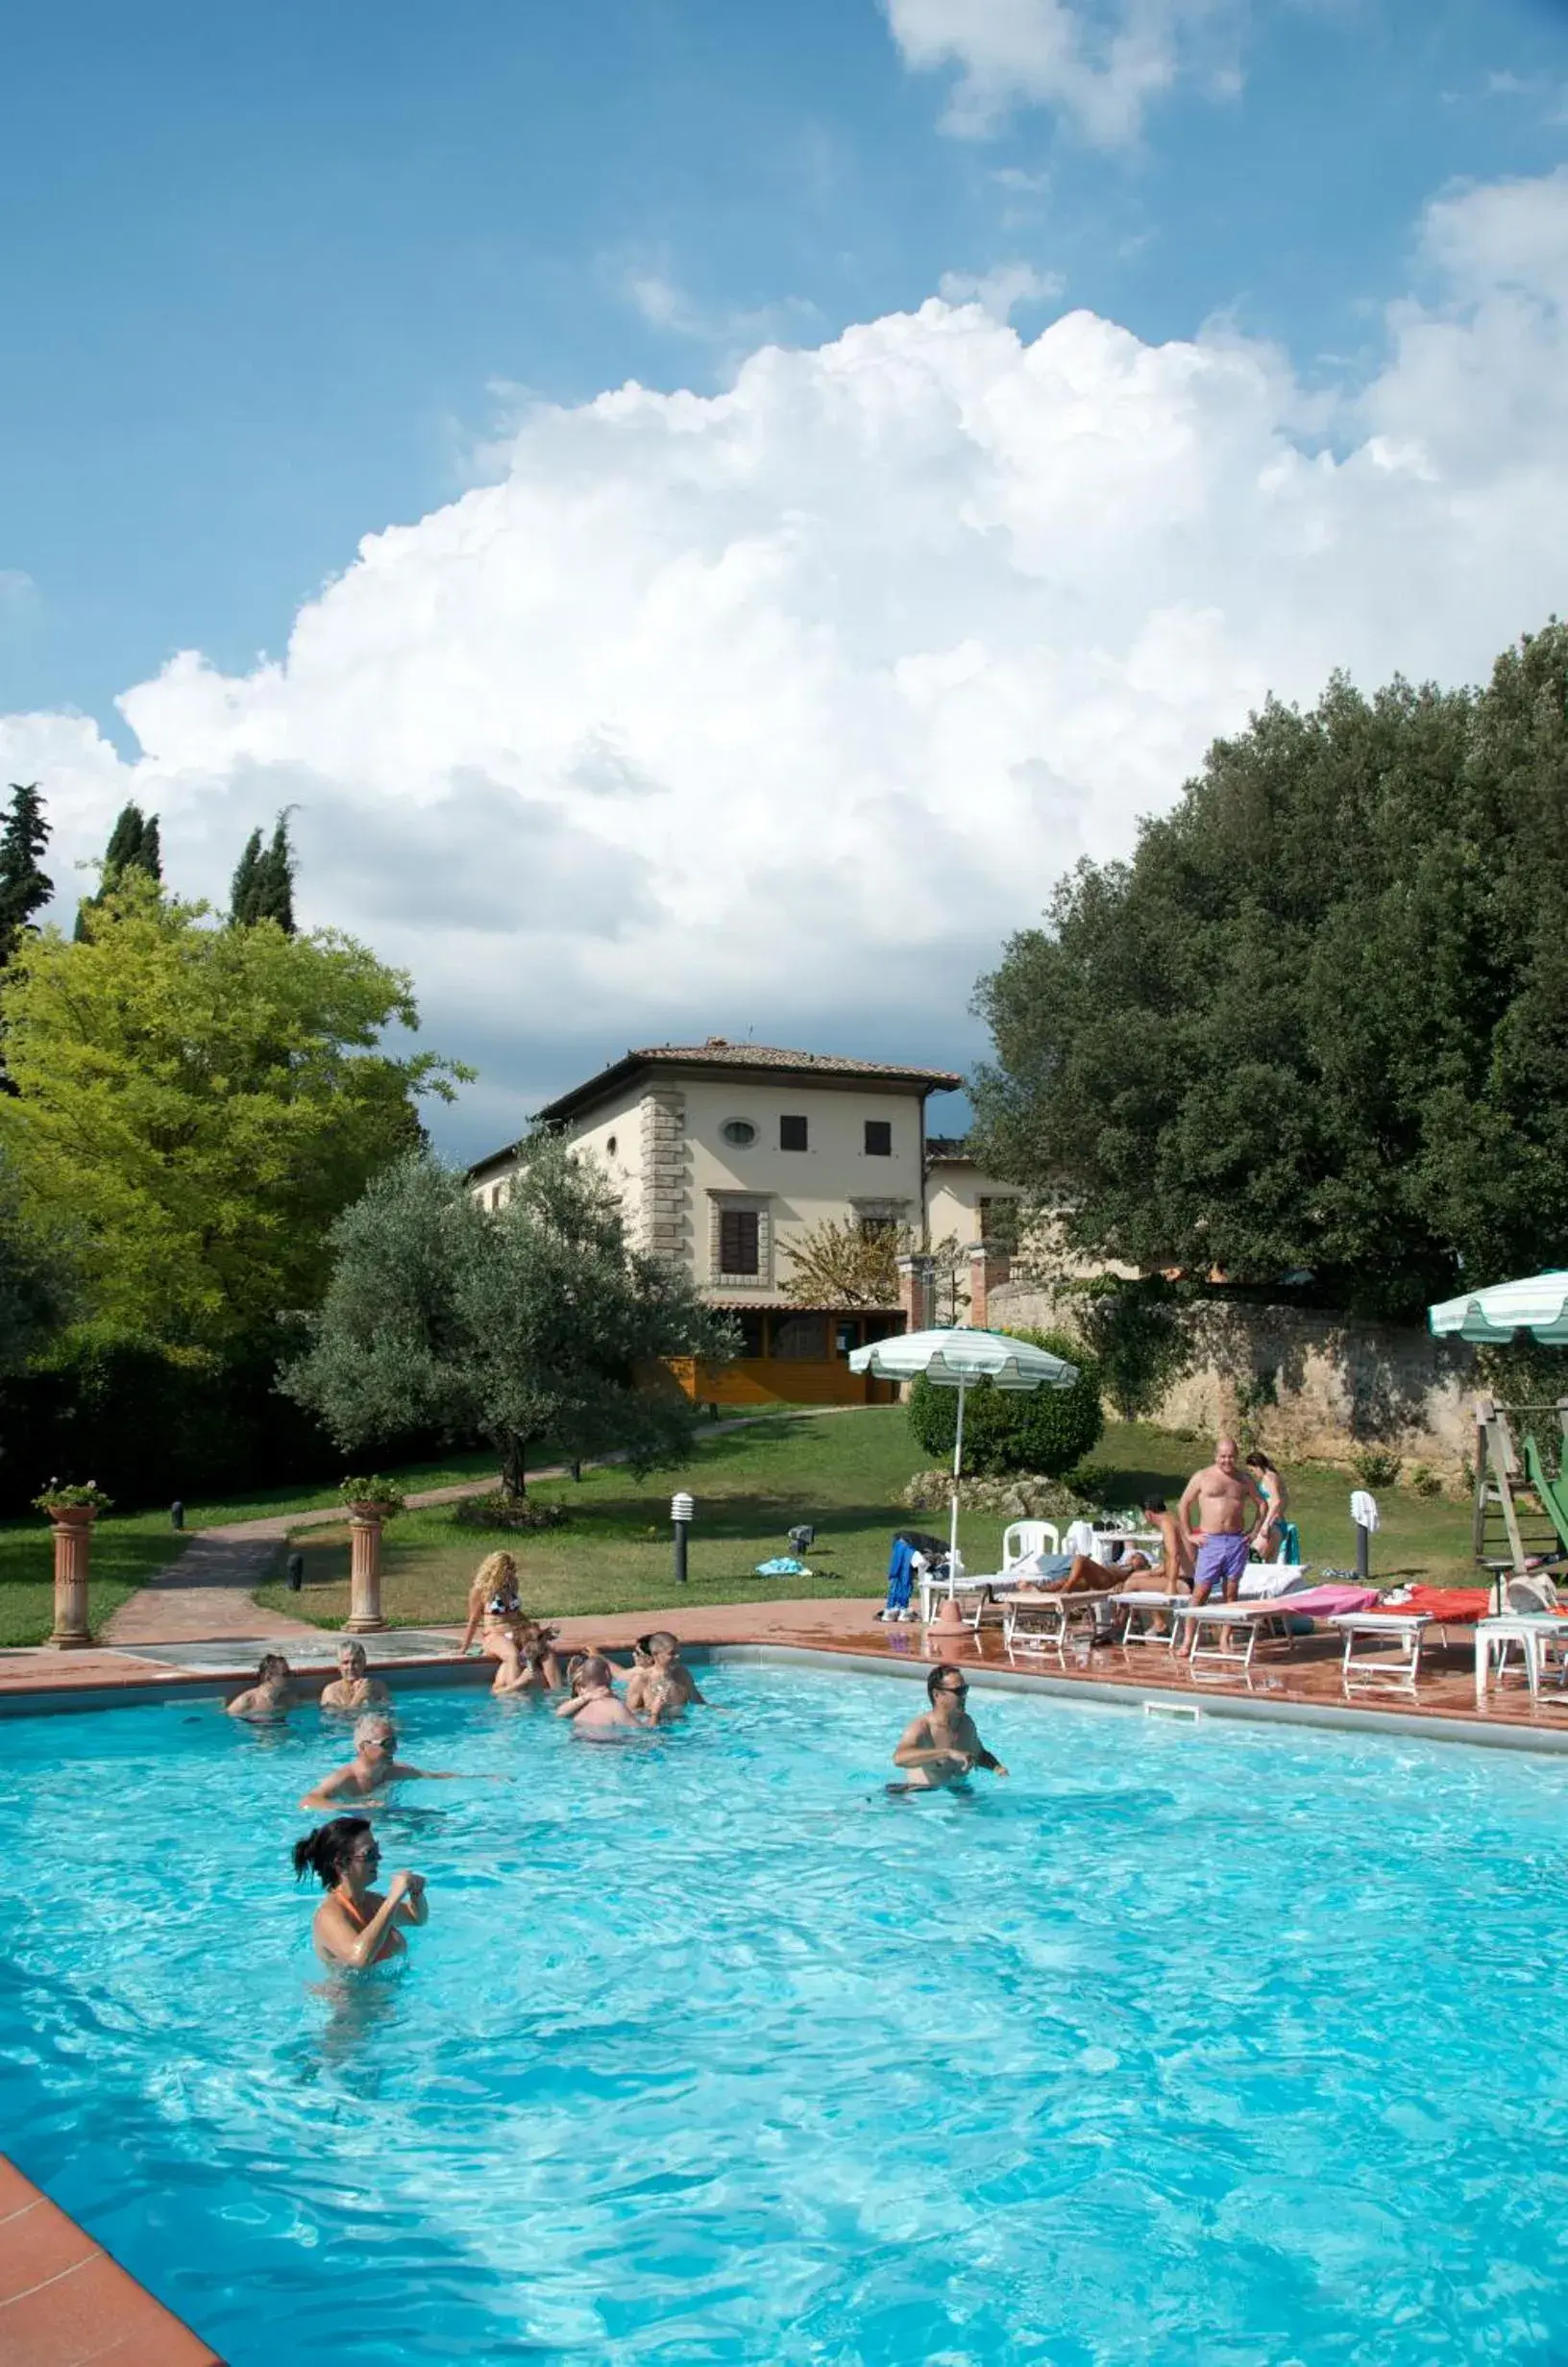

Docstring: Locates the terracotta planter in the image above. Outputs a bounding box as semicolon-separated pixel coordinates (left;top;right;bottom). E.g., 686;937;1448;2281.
345;1506;388;1634
45;1505;98;1650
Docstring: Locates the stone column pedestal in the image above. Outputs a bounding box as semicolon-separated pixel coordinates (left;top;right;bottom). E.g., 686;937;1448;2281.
47;1508;96;1649
346;1508;387;1633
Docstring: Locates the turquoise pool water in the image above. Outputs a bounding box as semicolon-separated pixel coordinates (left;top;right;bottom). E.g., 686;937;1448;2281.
3;1665;1568;2362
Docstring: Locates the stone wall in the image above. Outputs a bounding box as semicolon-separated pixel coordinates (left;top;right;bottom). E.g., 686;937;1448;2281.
987;1281;1481;1473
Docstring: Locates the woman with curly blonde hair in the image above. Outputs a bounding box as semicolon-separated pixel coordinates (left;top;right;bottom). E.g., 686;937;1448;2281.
459;1549;523;1681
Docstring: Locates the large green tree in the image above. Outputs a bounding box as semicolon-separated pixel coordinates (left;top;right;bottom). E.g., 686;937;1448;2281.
971;623;1568;1319
0;878;463;1350
282;1136;735;1495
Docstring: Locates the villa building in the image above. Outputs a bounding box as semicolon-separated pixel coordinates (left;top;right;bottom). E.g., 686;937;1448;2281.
468;1040;1024;1404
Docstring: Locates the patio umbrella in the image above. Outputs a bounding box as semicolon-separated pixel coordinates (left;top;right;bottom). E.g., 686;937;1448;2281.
1428;1270;1568;1344
847;1326;1080;1575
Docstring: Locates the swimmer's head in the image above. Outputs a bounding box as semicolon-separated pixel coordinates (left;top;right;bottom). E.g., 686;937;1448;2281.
575;1654;613;1692
336;1641;368;1676
646;1631;679;1664
258;1652;291;1686
473;1550;517;1594
354;1713;397;1760
631;1636;656;1664
926;1665;969;1706
292;1815;376;1888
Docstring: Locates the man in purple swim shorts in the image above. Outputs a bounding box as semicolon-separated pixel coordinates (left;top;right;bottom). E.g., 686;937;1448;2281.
1178;1437;1268;1624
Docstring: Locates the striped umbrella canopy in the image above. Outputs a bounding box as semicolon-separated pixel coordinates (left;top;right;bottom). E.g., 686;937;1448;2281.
849;1327;1080;1568
1428;1271;1568;1345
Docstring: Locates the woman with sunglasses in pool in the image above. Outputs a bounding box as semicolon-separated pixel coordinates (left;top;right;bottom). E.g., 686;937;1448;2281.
891;1667;1009;1791
292;1816;428;1968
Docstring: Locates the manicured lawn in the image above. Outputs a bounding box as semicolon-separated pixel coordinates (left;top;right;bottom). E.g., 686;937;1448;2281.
256;1409;1479;1631
0;1509;186;1647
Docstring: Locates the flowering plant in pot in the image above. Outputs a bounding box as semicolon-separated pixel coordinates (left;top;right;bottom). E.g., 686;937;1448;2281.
338;1474;406;1518
33;1479;114;1518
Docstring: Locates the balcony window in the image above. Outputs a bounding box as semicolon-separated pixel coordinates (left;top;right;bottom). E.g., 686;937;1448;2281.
864;1120;892;1156
719;1208;760;1275
780;1114;808;1151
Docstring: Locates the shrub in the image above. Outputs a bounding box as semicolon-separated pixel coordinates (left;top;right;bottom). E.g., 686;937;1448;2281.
907;1328;1103;1477
452;1491;570;1533
1351;1447;1403;1491
1409;1464;1442;1498
1060;1461;1119;1505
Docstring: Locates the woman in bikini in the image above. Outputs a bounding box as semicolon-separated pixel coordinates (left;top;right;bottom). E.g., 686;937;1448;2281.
1245;1453;1289;1562
292;1816;428;1968
459;1550;527;1689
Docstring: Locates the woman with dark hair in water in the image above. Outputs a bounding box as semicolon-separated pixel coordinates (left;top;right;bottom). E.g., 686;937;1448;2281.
292;1816;428;1967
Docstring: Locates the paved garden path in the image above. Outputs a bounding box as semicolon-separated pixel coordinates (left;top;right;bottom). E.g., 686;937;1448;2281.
101;1405;868;1649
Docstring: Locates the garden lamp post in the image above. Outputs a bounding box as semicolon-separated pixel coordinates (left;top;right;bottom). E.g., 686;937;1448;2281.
672;1492;694;1586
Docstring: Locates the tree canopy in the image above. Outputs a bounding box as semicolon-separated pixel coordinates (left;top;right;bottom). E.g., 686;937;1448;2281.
0;880;463;1351
282;1136;735;1494
971;623;1568;1319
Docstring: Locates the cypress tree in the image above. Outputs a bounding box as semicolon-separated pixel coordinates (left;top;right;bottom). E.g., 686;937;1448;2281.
0;782;53;967
76;802;162;938
230;828;264;925
256;811;297;934
232;811;296;932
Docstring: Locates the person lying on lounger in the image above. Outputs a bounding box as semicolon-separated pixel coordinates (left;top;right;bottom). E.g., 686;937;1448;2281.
890;1667;1009;1791
299;1714;464;1811
1009;1549;1153;1595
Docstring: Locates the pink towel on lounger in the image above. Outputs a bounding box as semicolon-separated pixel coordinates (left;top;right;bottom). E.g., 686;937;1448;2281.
1276;1584;1381;1617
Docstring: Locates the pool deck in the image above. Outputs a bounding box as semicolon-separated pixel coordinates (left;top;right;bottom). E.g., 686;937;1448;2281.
7;1591;1568;2363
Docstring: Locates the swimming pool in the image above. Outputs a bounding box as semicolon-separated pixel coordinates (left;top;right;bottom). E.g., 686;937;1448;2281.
3;1662;1567;2363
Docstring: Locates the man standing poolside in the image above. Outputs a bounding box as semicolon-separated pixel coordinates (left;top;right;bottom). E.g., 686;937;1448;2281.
1178;1437;1266;1614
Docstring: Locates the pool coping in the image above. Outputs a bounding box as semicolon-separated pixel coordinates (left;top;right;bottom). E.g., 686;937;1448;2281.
6;1635;1568;1759
0;2156;221;2366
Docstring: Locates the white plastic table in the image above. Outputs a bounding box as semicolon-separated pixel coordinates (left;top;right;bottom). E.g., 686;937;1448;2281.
1473;1613;1568;1707
1329;1611;1429;1696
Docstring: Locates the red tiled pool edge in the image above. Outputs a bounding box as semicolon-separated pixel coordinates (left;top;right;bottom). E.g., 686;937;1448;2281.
0;2155;223;2366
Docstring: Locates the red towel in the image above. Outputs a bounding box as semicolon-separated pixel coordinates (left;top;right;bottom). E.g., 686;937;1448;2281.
1390;1586;1491;1624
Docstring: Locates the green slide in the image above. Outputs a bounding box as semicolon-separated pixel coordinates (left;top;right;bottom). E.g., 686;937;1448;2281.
1523;1432;1568;1555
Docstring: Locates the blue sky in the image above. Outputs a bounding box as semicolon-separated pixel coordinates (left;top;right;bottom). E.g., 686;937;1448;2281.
5;0;1564;728
3;1;1567;1153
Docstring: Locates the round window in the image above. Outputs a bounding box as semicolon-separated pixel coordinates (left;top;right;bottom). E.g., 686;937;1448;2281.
721;1119;757;1147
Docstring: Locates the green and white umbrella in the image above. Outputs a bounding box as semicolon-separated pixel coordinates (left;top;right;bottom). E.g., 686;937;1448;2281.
848;1326;1080;1572
1428;1270;1568;1345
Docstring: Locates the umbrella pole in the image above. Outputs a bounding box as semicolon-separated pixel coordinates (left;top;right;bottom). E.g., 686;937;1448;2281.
948;1382;966;1590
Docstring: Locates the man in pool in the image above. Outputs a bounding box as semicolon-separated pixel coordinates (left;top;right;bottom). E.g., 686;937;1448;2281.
891;1667;1009;1791
624;1632;706;1717
226;1652;296;1721
319;1641;391;1714
556;1654;647;1738
299;1714;465;1811
1177;1436;1267;1640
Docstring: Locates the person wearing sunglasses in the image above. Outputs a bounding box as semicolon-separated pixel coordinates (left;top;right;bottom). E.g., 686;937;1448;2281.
891;1666;1009;1791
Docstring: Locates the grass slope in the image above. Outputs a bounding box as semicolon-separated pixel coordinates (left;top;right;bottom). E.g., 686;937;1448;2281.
256;1410;1478;1632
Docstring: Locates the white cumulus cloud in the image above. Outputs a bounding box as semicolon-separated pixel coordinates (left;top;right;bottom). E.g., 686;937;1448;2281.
4;169;1568;1156
883;0;1241;145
